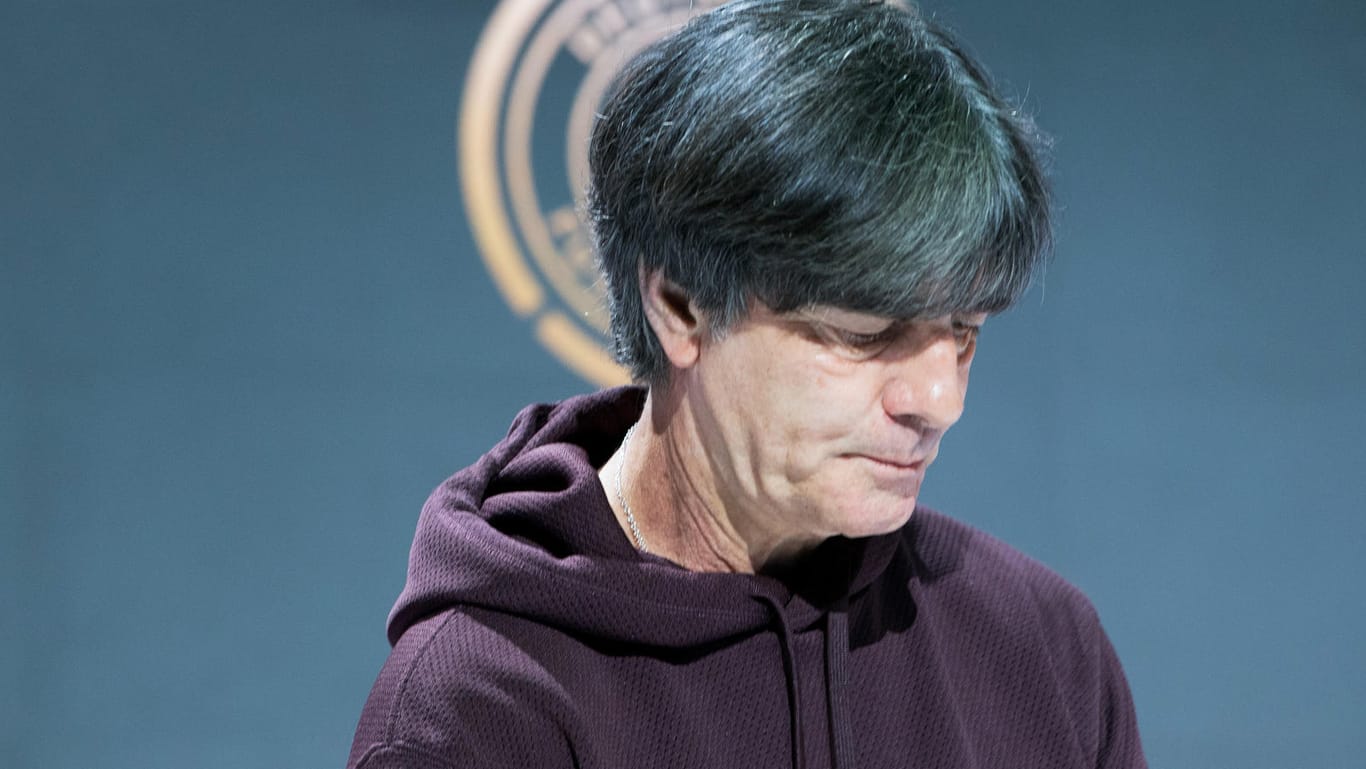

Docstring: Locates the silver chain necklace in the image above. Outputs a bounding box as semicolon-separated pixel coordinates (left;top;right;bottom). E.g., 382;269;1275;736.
614;424;650;553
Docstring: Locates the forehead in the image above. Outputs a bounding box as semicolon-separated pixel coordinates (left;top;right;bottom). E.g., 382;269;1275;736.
756;302;987;326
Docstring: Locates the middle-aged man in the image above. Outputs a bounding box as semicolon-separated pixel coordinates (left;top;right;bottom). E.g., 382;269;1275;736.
348;1;1147;767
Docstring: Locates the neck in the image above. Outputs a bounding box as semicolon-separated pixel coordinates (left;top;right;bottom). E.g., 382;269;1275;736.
599;387;821;574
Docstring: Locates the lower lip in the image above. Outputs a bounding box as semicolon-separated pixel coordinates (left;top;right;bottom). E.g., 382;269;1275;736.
853;455;926;488
858;456;924;472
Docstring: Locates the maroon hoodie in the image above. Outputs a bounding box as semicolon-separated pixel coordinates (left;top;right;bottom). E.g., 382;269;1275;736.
347;387;1146;769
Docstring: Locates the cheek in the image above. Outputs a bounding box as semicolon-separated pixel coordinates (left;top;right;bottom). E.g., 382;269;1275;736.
769;375;874;485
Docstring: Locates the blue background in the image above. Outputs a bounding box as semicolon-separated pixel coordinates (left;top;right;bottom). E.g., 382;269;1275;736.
3;1;1363;767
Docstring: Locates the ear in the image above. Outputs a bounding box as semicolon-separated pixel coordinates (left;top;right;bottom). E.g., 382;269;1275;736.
640;267;703;370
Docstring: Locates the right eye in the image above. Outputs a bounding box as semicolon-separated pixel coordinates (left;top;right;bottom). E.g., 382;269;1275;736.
817;322;902;360
786;306;903;361
835;327;899;351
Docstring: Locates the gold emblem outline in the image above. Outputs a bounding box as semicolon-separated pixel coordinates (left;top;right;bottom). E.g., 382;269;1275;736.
460;0;730;387
459;0;630;386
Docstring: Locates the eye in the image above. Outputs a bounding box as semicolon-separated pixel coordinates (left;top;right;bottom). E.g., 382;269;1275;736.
951;319;982;356
835;326;900;351
801;321;900;361
786;307;902;360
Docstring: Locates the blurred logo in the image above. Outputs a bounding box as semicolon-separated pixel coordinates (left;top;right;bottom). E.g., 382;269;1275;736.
460;0;726;386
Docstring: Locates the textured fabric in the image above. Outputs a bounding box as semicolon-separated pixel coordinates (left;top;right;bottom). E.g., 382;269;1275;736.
347;387;1147;769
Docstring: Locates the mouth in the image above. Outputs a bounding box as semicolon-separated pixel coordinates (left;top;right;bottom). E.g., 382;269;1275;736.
851;454;928;472
847;453;928;497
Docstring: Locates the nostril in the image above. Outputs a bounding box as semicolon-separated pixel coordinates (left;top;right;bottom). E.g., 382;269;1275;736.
890;413;930;433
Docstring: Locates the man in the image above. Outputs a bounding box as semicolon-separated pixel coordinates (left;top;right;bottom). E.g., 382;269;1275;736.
348;1;1146;767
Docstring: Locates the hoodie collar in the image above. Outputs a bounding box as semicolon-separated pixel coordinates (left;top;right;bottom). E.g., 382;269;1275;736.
387;387;900;649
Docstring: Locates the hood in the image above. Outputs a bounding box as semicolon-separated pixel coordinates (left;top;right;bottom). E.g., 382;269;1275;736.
386;386;901;649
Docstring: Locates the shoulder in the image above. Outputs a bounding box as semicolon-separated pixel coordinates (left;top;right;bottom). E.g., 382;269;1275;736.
348;609;576;769
907;507;1097;613
902;508;1105;668
893;509;1149;766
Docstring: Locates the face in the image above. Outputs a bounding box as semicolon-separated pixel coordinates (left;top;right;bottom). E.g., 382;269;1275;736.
683;302;985;547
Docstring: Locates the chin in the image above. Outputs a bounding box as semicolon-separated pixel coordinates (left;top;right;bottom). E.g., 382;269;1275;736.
833;498;918;539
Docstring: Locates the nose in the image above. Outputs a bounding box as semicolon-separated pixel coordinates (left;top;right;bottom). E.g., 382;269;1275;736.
880;329;967;433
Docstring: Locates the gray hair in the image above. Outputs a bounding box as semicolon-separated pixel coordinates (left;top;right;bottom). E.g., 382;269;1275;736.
588;0;1051;384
